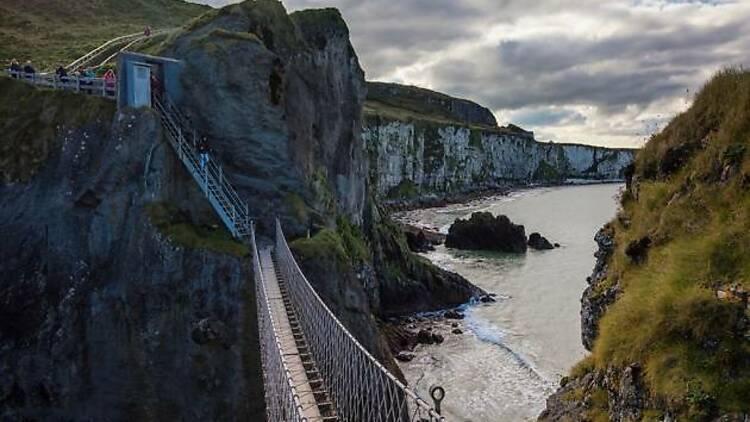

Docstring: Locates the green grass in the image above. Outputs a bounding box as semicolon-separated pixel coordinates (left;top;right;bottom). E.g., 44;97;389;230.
583;68;750;419
385;179;420;200
0;0;208;70
290;217;371;268
145;202;249;257
0;76;116;183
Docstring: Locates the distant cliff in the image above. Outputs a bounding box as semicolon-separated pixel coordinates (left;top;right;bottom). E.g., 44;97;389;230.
364;83;636;201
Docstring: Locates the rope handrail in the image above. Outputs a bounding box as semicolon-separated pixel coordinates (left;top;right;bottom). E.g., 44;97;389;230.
251;223;309;421
274;219;445;421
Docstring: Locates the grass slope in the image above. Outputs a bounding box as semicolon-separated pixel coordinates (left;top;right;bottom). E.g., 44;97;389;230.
0;0;208;70
591;68;750;418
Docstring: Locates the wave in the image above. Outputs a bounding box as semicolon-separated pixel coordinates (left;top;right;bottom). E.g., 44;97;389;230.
464;310;550;385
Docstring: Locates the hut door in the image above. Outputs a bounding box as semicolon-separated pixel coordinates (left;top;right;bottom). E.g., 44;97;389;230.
133;64;151;108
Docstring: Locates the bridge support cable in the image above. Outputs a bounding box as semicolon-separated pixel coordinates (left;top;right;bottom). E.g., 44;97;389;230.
274;219;445;422
153;95;251;238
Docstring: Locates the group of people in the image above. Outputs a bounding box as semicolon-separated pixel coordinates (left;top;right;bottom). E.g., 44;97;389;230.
8;59;35;77
8;58;117;95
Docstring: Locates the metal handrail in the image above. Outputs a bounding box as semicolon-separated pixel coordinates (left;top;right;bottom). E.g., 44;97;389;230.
274;219;445;421
153;95;251;238
66;32;143;71
5;70;116;99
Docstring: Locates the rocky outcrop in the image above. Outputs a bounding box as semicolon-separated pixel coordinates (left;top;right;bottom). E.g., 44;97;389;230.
163;1;367;235
528;232;555;250
0;95;263;421
368;207;486;316
581;226;619;351
540;363;652;422
364;110;636;202
445;212;527;253
405;230;434;253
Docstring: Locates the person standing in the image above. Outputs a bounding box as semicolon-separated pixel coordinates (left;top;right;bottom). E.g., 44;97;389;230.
55;66;68;79
198;137;210;170
23;60;36;80
9;59;21;77
103;69;116;96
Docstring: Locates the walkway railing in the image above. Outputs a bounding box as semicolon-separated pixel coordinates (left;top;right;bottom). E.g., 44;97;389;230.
65;32;143;71
6;70;116;99
274;219;445;422
251;224;308;421
153;94;251;238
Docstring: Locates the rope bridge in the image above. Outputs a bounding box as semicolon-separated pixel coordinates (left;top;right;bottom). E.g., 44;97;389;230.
6;46;446;421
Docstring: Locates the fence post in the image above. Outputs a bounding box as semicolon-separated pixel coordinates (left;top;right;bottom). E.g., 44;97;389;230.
76;77;80;92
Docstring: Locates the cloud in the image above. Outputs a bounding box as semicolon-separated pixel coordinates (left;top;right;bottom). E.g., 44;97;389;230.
188;0;750;148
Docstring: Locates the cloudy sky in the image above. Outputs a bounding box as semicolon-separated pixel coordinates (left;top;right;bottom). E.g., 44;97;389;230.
191;0;750;148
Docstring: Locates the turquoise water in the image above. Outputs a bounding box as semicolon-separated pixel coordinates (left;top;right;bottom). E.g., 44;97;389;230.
395;183;623;421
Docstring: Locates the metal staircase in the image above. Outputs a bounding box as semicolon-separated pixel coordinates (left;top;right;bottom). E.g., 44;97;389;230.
153;95;251;238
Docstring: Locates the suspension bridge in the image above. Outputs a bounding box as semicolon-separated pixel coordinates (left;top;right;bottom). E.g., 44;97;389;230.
6;37;447;421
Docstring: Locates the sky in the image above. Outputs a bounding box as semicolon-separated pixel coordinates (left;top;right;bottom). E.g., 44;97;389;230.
190;0;750;148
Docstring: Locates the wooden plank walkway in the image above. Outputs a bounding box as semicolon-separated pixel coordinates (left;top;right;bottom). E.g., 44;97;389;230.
259;247;324;421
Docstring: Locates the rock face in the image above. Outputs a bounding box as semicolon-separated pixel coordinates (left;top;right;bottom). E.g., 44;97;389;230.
528;232;554;250
446;212;527;253
364;111;636;202
0;103;263;420
580;227;620;351
163;1;367;235
540;364;651;422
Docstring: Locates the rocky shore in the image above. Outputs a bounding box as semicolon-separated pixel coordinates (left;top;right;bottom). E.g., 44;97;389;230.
382;297;497;362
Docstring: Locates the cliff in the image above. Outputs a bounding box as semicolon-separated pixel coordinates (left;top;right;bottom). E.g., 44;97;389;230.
363;84;635;201
0;78;263;420
0;1;485;419
541;69;750;421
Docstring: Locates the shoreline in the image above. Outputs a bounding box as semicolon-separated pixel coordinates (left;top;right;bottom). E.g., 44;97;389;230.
383;178;626;214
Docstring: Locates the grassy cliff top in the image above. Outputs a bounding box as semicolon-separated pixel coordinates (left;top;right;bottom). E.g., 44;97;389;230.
364;81;508;130
0;0;208;70
590;68;750;418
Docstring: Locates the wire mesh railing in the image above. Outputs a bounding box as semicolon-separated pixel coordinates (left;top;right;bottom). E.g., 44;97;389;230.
274;219;445;422
251;223;309;422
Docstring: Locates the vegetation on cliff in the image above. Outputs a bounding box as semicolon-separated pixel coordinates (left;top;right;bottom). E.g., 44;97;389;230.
0;0;207;69
0;77;115;183
555;69;750;420
145;202;249;257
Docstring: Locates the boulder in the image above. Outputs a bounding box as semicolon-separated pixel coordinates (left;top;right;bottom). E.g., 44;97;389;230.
445;212;527;252
452;328;463;335
432;333;445;344
395;352;415;362
443;309;464;320
405;230;435;253
528;232;555;250
416;329;434;345
479;294;497;303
